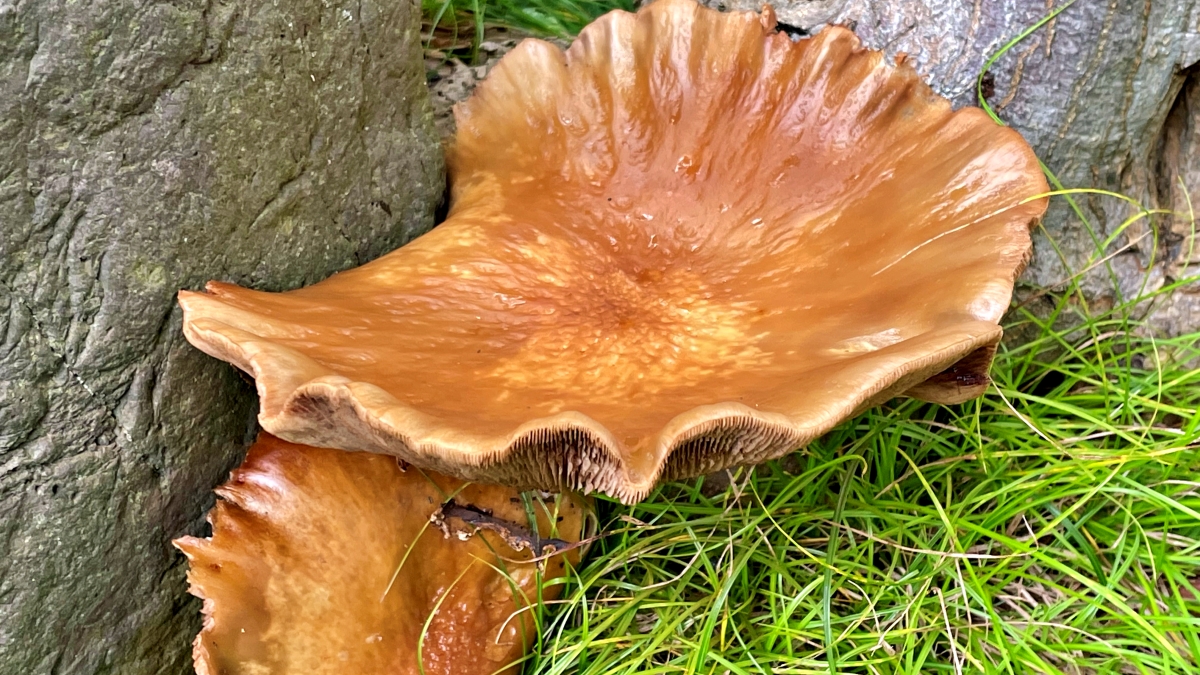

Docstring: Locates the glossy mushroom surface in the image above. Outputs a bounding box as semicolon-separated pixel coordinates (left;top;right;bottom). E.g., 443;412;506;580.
179;0;1048;502
174;433;584;675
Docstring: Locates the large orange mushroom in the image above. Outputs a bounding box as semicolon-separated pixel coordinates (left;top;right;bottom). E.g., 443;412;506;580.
179;0;1047;506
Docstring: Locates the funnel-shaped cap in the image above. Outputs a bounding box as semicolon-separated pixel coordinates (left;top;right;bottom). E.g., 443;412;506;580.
179;0;1048;502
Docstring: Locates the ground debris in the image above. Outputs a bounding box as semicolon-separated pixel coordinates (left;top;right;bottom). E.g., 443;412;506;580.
431;498;572;557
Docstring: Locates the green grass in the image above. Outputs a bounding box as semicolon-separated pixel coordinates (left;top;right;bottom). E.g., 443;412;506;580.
418;1;1200;672
521;289;1200;674
421;0;634;62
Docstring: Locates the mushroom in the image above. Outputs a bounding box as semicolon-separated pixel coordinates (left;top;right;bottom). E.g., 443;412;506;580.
174;433;585;675
178;0;1048;504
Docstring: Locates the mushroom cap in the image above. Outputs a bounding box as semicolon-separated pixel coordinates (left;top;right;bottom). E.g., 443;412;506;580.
179;0;1048;503
173;433;585;675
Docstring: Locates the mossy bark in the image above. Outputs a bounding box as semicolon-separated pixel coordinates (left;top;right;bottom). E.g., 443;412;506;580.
0;0;443;672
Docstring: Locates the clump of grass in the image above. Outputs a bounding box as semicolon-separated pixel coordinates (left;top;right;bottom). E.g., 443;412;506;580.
421;0;634;62
472;0;636;38
522;284;1200;673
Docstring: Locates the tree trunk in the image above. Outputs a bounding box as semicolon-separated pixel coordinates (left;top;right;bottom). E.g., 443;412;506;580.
0;0;444;672
712;0;1200;337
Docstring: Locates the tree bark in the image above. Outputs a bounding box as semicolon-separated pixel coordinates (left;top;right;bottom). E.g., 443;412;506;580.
0;0;443;672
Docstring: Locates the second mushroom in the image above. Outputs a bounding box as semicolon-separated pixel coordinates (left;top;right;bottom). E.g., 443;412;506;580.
176;433;585;674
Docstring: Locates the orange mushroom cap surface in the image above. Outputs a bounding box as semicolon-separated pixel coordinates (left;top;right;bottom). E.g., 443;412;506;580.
174;433;585;675
179;0;1048;502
